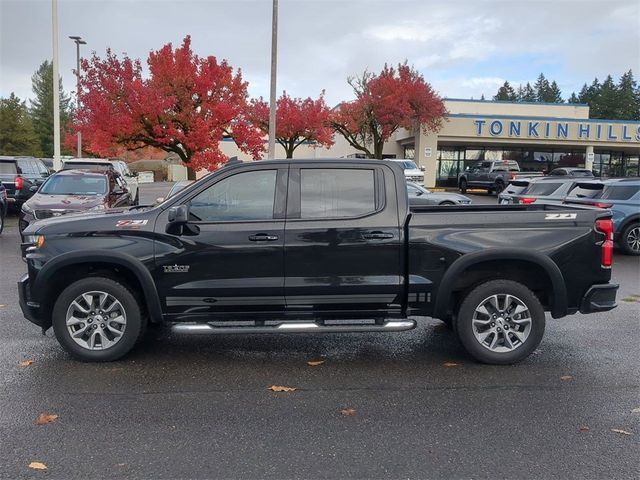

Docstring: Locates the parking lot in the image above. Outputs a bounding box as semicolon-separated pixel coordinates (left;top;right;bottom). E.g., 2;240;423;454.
0;184;638;479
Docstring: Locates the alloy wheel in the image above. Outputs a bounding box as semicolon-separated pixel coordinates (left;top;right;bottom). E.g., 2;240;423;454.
65;291;127;350
471;294;532;353
626;226;640;253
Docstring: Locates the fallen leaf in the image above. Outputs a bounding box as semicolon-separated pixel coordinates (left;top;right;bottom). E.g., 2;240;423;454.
307;359;325;367
18;360;34;367
632;407;640;413
35;414;59;425
340;408;356;416
28;462;47;470
0;304;6;308
560;375;573;381
268;385;297;392
579;426;590;432
443;362;459;367
611;428;632;436
621;297;638;303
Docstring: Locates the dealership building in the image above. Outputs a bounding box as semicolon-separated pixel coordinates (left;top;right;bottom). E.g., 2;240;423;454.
219;98;640;188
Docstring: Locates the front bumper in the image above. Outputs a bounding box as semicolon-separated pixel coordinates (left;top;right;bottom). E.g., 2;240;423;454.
18;274;45;328
580;284;618;314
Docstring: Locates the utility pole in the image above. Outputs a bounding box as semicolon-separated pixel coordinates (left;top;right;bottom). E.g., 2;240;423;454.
69;36;86;158
52;0;61;170
268;0;278;159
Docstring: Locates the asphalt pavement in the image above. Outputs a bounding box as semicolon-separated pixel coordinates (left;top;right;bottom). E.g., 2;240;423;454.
0;184;638;479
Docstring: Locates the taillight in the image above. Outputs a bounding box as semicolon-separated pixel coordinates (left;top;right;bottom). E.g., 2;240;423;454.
593;202;613;209
595;218;614;268
15;176;24;190
520;197;537;204
510;172;517;180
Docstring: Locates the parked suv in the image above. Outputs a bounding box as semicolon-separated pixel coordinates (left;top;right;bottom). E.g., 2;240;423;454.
498;177;583;205
19;169;132;232
0;156;50;210
458;160;520;194
0;180;7;234
62;158;139;204
563;178;640;255
389;159;425;184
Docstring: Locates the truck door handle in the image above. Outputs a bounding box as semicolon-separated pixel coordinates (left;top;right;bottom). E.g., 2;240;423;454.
248;233;279;242
362;231;394;240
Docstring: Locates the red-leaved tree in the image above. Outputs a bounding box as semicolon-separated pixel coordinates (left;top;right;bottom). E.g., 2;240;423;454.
66;36;264;170
251;92;334;158
330;63;447;159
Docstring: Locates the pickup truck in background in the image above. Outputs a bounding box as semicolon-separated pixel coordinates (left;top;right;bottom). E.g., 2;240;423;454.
0;156;50;211
19;159;618;364
458;159;520;194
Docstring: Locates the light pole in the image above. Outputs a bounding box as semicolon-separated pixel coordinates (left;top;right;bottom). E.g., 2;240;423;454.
52;0;61;170
268;0;278;159
69;36;86;158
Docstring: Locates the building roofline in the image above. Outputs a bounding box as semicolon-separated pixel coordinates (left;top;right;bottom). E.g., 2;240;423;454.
444;97;590;107
448;113;640;125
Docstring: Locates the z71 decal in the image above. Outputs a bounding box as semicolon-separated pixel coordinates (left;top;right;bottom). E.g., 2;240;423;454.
116;219;148;228
545;213;577;220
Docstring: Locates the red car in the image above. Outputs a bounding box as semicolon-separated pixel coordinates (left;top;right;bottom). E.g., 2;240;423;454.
19;169;132;232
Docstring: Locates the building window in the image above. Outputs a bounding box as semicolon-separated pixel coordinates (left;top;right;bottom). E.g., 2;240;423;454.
403;145;415;159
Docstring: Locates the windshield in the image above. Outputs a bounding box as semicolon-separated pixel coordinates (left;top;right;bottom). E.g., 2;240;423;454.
40;175;107;195
62;162;111;171
400;161;419;170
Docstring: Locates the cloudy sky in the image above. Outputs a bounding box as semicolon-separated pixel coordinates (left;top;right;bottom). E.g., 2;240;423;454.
1;0;639;106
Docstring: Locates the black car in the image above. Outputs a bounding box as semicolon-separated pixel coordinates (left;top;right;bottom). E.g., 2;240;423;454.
0;180;7;234
18;159;617;365
0;156;50;211
19;169;132;232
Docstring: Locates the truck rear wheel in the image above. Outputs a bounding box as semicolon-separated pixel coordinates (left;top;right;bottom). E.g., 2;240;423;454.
52;277;145;362
620;223;640;255
455;280;545;364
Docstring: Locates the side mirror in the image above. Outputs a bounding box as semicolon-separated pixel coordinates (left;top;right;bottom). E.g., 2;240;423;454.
112;187;126;195
420;166;425;172
166;205;190;235
415;191;423;196
156;197;165;204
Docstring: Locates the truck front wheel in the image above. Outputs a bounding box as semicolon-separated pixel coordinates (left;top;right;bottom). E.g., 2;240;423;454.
455;280;545;364
52;277;146;362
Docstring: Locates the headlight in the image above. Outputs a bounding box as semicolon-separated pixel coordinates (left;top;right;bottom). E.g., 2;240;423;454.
22;203;34;214
23;234;45;248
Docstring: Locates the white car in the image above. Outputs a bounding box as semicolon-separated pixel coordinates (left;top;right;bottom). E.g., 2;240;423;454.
61;158;140;205
389;159;425;184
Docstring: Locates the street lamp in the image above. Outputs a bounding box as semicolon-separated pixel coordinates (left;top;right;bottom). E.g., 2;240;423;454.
69;35;86;158
268;0;278;159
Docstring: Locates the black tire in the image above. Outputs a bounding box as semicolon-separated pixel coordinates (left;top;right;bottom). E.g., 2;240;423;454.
455;279;545;365
52;277;146;362
459;179;467;194
620;223;640;256
439;201;455;206
494;181;505;195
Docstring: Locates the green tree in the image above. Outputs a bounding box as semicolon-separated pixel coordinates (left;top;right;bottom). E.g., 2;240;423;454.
0;93;42;156
30;60;72;156
494;81;516;101
590;75;618;119
615;70;640;120
518;82;537;102
567;92;580;104
534;73;551;102
547;81;563;103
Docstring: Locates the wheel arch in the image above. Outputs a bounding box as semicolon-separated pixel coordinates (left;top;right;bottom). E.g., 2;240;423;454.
33;250;163;324
616;214;640;236
433;248;567;320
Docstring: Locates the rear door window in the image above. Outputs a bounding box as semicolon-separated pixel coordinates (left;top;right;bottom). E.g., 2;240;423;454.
523;182;564;196
300;168;376;219
568;183;604;198
599;185;639;200
0;161;18;174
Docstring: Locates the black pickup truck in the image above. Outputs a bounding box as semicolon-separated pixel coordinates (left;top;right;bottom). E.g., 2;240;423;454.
19;159;618;364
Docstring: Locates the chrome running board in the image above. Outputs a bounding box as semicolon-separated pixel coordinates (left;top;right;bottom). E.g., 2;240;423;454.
171;319;416;335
